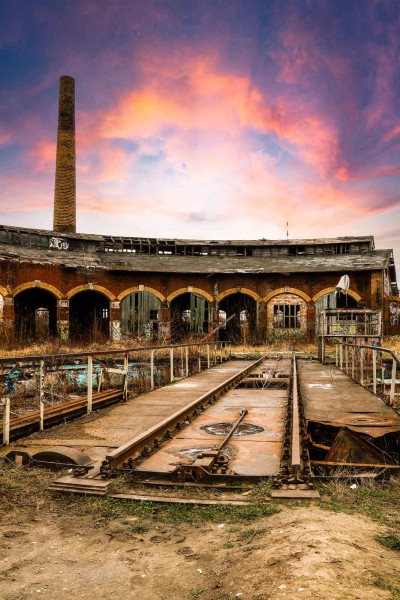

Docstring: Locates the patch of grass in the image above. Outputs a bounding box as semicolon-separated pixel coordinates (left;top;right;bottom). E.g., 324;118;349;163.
242;544;259;553
189;589;204;598
78;497;280;524
237;526;266;542
373;574;400;600
251;479;273;500
375;533;400;551
317;479;400;529
222;541;234;549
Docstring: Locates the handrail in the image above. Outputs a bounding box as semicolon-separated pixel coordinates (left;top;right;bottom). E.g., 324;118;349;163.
334;340;399;408
0;340;230;365
337;342;400;367
0;340;231;445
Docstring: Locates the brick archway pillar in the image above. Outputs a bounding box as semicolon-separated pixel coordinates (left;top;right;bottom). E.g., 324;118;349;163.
57;299;70;342
161;301;171;342
3;297;14;340
110;301;121;342
308;301;315;341
258;300;267;343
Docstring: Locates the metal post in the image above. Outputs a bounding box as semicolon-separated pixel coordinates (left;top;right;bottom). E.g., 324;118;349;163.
207;344;210;369
87;355;93;414
360;347;364;386
39;359;45;431
335;344;339;367
352;346;355;380
345;344;349;374
150;349;155;389
170;347;174;382
372;350;377;395
185;346;189;377
2;397;10;445
123;352;129;400
198;345;202;372
339;344;343;371
390;358;397;406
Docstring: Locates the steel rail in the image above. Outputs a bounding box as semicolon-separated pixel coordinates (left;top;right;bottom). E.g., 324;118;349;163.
291;357;301;468
0;389;123;442
0;341;229;365
104;357;264;470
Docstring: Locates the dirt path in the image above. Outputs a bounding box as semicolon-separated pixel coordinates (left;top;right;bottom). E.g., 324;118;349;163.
1;501;399;600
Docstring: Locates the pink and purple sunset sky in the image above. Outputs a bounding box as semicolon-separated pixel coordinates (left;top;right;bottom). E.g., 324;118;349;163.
0;0;399;269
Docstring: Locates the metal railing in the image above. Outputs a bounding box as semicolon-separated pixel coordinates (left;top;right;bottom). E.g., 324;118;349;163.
0;341;231;445
334;341;400;407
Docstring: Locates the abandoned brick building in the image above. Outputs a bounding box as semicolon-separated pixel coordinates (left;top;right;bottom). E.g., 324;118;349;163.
0;76;399;344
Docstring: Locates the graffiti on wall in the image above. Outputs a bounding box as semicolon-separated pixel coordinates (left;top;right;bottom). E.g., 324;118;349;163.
58;320;69;342
111;320;122;341
390;302;400;327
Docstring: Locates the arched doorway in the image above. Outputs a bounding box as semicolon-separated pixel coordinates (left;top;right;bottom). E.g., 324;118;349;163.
170;292;210;341
218;293;258;343
70;291;109;342
121;290;162;339
14;289;57;342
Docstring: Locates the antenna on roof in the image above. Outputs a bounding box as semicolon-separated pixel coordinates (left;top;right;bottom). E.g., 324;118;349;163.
286;221;289;240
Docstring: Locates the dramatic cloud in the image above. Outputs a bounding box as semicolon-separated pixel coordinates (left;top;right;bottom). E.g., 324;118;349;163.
0;0;399;267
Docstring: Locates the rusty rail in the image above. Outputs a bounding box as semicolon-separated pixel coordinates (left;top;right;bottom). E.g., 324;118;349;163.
101;357;264;475
0;341;231;445
291;357;301;469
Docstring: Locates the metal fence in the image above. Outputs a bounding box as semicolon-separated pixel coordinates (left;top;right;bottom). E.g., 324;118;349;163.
334;341;400;407
0;341;231;445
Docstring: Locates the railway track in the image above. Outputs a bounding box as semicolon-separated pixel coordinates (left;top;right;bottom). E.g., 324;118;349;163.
0;388;124;443
95;356;317;497
4;355;400;501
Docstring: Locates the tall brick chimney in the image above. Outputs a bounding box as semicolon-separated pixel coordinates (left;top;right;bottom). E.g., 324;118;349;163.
53;75;76;233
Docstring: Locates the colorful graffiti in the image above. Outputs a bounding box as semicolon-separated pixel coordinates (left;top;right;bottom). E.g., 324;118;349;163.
111;320;122;341
390;302;400;327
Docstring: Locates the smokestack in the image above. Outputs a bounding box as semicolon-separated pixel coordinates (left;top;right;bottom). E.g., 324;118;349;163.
53;75;76;233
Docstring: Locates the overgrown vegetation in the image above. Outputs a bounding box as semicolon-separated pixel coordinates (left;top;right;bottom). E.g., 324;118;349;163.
0;459;279;524
375;533;400;551
316;478;400;536
373;575;400;600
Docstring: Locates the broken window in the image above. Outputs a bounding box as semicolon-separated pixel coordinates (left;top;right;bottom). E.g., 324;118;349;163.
273;304;300;329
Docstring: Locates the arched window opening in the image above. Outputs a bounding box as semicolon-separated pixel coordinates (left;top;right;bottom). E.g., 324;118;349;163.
170;293;210;342
267;293;307;338
14;288;57;343
121;291;162;339
70;291;109;343
218;293;258;344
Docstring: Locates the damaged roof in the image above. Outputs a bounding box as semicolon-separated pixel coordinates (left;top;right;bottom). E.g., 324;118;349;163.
0;244;392;274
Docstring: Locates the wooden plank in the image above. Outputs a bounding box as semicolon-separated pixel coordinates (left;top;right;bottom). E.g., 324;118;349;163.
111;493;251;505
271;489;320;499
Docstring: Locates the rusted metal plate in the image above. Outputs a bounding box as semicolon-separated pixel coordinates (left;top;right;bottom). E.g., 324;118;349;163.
135;438;282;476
326;428;394;464
299;361;400;437
135;381;287;477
